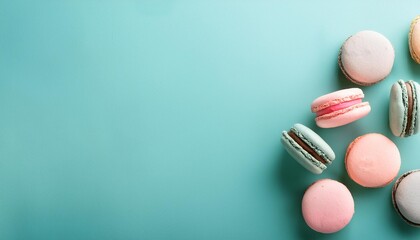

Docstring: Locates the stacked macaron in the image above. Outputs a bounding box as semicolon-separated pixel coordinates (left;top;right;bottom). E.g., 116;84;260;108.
280;16;420;234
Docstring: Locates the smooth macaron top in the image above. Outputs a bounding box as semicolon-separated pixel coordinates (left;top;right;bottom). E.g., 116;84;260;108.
311;88;371;128
389;80;420;137
409;16;420;63
392;170;420;227
302;179;354;234
345;133;401;188
339;30;395;86
281;123;335;174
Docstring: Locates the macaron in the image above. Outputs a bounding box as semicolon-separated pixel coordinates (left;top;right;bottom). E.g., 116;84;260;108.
281;123;335;174
339;30;395;86
345;133;401;188
302;179;354;234
409;16;420;64
392;170;420;227
311;88;371;128
389;80;420;137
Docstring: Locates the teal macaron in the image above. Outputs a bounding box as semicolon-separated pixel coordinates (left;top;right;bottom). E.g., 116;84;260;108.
281;123;335;174
389;80;420;137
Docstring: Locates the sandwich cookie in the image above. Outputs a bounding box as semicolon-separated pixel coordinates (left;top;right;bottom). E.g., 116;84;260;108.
311;88;371;128
392;170;420;227
281;124;335;174
409;16;420;64
345;133;401;188
302;179;354;233
339;30;394;86
389;80;420;137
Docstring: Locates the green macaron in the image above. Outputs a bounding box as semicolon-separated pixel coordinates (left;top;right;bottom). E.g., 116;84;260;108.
389;80;420;137
281;123;335;174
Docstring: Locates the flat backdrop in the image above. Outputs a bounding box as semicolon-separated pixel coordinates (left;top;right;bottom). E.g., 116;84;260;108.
1;1;420;239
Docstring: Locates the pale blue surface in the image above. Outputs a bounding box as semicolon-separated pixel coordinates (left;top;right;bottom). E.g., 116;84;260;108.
1;1;420;239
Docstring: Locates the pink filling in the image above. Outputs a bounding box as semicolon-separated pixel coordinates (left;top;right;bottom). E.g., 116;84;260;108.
316;99;362;117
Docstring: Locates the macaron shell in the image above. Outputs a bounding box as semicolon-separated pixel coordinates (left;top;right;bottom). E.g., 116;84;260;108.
389;81;407;137
311;88;364;112
409;16;420;64
393;170;420;226
315;102;371;128
345;133;401;188
292;124;335;162
302;179;354;233
281;132;325;174
340;30;394;85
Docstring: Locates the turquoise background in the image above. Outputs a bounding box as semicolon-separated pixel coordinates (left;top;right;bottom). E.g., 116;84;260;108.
1;0;420;239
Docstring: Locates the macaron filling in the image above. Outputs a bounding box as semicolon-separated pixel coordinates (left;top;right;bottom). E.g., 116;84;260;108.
316;99;362;117
288;131;327;164
405;82;414;136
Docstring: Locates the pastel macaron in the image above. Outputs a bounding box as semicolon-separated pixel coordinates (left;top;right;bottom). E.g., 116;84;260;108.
409;16;420;64
311;88;371;128
339;30;395;86
389;80;420;137
281;124;335;174
392;170;420;227
345;133;401;188
302;179;354;233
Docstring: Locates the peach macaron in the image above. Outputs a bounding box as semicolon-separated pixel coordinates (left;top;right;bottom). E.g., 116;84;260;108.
345;133;401;188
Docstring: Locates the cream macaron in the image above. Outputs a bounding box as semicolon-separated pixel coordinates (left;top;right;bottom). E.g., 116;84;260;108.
339;30;395;86
409;16;420;64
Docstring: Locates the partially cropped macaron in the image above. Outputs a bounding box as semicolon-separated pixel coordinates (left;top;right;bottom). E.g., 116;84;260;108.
389;80;420;137
302;179;354;233
409;16;420;64
345;133;401;188
392;170;420;227
339;30;395;86
311;88;371;128
281;124;335;174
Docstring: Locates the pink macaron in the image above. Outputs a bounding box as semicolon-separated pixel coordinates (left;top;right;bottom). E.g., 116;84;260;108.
311;88;371;128
345;133;401;188
302;179;354;234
